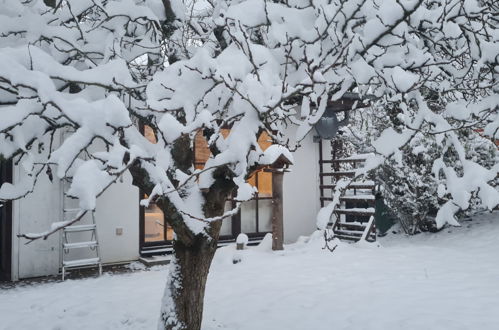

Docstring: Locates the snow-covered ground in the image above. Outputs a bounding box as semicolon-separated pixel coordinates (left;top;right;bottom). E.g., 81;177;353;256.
1;212;498;330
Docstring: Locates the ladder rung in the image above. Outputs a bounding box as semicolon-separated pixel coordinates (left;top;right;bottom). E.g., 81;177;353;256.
63;241;98;249
64;224;96;232
63;257;100;268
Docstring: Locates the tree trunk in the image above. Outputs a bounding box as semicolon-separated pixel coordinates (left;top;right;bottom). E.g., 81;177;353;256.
158;229;220;330
133;133;234;330
157;165;232;330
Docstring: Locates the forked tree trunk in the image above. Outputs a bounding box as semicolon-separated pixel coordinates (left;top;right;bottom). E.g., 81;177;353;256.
157;166;232;330
158;231;220;330
129;135;235;330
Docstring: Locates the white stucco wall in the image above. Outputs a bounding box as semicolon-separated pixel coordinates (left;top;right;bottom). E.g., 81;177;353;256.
12;168;139;280
94;172;139;264
12;168;61;280
282;129;321;243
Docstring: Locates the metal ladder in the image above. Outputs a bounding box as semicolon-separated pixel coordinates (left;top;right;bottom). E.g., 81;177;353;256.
61;179;102;280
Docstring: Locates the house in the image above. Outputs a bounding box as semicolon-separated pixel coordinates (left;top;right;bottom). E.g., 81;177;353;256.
0;124;324;281
0;94;380;281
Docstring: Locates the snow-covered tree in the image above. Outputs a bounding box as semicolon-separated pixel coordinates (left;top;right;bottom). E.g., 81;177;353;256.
0;1;498;329
373;128;498;235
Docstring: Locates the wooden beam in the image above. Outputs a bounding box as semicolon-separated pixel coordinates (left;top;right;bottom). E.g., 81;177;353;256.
271;171;284;251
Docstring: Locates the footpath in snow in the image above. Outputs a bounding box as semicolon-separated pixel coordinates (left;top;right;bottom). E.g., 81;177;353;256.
1;212;498;330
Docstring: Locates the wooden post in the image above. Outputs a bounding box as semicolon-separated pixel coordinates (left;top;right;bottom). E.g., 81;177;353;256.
318;139;325;207
272;170;284;251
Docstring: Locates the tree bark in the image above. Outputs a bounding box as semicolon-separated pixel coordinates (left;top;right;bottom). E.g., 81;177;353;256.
157;165;235;330
158;227;220;330
127;128;235;330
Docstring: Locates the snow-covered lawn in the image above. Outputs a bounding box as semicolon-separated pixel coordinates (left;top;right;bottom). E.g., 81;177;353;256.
1;212;499;330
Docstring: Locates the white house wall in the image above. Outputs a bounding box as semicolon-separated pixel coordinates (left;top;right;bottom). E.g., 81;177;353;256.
11;130;140;279
282;128;321;243
11;127;321;279
93;172;139;264
12;170;139;280
13;167;61;280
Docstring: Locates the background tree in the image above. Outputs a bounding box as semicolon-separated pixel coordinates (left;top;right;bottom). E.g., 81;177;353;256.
0;1;498;330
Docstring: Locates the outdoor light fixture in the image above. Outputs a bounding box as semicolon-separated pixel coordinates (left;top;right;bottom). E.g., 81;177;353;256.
315;105;350;140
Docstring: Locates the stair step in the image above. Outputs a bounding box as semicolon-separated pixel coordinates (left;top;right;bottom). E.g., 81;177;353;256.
63;257;100;268
63;241;98;249
139;256;171;267
336;222;369;230
321;181;375;190
335;229;364;236
320;171;357;177
334;234;362;241
334;208;375;216
321;195;375;202
320;158;366;164
341;194;375;200
64;224;96;232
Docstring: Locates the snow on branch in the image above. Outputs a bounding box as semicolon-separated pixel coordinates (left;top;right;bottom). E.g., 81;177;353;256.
0;0;498;242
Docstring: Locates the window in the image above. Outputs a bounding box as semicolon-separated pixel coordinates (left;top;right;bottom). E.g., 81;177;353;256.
140;125;173;254
194;129;274;238
143;196;174;243
194;130;273;196
140;125;275;254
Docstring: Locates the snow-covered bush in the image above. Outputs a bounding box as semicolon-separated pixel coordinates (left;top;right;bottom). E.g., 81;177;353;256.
367;93;498;234
375;132;442;234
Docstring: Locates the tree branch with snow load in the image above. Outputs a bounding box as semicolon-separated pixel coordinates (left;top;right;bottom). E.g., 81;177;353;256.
0;0;498;329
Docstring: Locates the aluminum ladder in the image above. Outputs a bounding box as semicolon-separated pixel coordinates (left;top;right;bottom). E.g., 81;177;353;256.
61;179;102;280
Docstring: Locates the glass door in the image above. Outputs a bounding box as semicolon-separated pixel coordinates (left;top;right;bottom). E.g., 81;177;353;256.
140;196;174;256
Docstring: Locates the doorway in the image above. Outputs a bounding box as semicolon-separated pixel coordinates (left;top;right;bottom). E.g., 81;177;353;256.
139;193;174;256
0;159;12;280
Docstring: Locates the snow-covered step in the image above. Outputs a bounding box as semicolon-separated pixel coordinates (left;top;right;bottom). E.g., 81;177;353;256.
335;229;364;236
139;255;171;267
341;194;375;200
339;196;375;204
334;207;375;216
321;196;375;204
64;224;96;232
336;222;368;230
320;170;357;177
63;241;98;249
334;233;362;241
321;181;375;190
63;257;100;268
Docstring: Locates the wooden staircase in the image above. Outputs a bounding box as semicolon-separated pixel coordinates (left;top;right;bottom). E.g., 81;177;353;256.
319;140;377;242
